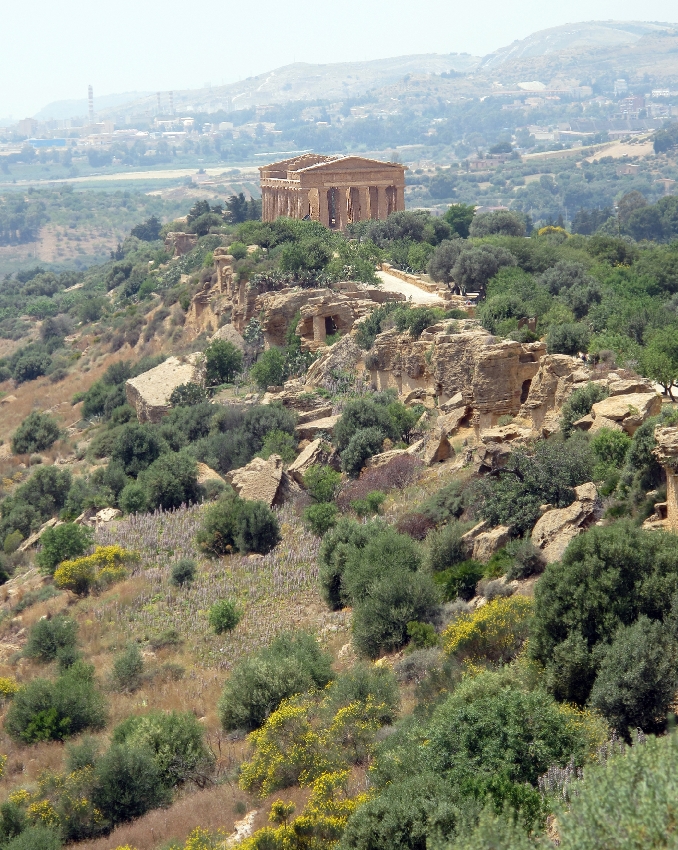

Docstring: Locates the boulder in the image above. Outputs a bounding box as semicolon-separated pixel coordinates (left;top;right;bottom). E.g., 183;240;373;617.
437;406;471;435
95;508;122;525
607;378;654;397
18;517;60;553
439;392;464;413
480;424;531;444
288;439;338;484
365;448;409;469
295;415;341;441
472;525;511;563
530;482;602;563
589;392;662;435
419;428;453;465
473;442;512;474
125;354;206;423
0;395;17;405
196;463;225;485
296;405;334;424
210;323;245;350
164;232;198;257
305;335;363;388
460;521;488;555
226;454;300;508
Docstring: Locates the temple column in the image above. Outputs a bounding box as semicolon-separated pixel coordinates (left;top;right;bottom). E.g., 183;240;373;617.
318;188;330;227
335;187;346;230
377;186;388;219
312;315;326;345
396;185;405;211
359;186;370;222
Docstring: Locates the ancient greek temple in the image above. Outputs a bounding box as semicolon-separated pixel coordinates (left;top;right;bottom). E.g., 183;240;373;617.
259;154;406;229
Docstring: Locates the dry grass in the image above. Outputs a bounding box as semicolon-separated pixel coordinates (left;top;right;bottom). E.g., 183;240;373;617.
76;783;312;850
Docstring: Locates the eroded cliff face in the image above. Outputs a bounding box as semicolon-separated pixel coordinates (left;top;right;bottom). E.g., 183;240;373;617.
364;323;545;430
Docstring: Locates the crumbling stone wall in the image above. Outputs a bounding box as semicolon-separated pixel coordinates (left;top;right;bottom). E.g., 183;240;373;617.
654;426;678;532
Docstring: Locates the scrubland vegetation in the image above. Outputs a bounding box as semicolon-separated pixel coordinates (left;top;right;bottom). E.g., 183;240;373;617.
0;184;678;850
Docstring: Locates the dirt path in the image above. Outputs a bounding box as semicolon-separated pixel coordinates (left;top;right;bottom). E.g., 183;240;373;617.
375;270;445;304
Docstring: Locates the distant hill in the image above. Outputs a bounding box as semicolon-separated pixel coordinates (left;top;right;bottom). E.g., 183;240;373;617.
34;91;153;121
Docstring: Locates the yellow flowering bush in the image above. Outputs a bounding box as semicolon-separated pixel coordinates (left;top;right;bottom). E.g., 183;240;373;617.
443;596;533;664
27;799;59;828
239;692;385;798
0;676;19;699
54;545;138;596
239;770;369;850
8;789;30;805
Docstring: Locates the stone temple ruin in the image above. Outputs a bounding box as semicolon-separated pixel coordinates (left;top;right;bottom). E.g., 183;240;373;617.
259;154;406;229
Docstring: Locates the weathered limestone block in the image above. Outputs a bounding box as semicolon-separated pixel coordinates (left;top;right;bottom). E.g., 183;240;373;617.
164;232;198;257
589;392;662;435
473;442;512;474
226;455;299;507
460;521;488;555
18;517;60;552
95;508;122;525
531;482;602;563
295;415;341;441
305;335;363;388
364;448;410;469
125;354;205;423
653;426;678;532
196;463;225;486
472;525;511;563
210;323;245;350
607;378;655;397
288;439;338;484
437;406;471;435
419;428;453;466
518;354;584;435
480;424;532;444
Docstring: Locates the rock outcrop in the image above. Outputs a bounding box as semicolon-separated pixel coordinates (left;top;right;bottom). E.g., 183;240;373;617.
364;325;545;431
226;455;300;507
125;354;205;423
518;355;589;435
530;482;602;563
164;232;198;257
471;525;511;563
305;336;363;388
288;439;339;484
295;415;341;441
653;426;678;532
589;392;662;436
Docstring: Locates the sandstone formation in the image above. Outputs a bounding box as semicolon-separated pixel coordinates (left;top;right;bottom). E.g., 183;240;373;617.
305;335;363;388
288;439;339;485
295;415;341;441
196;463;225;486
226;455;300;508
210;322;245;351
531;482;602;563
471;525;511;563
164;232;198;257
125;354;205;423
589;392;662;435
653;426;678;532
517;354;589;435
419;428;454;466
363;324;545;431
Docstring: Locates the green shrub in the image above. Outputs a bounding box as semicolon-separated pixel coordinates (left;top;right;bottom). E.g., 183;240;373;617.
36;522;93;574
590;427;632;478
546;322;590;355
250;348;286;390
351;490;386;517
341;427;385;476
256;429;297;463
92;743;169;827
531;522;678;708
139;450;200;511
11;412;60;455
119;482;148;514
407;621;440;651
560;382;609;437
419;481;466;526
111;644;145;693
112;710;214;788
504;539;546;581
169;382;210;406
325;663;400;726
304;464;341;503
352;571;440;658
319;518;372;609
197;491;280;556
474;434;594;536
334;397;397;452
303;502;338;536
111;422;164;477
170;558;196;587
25;614;78;663
66;735;101;771
556;732;678;850
5;662;107;743
433;559;484;602
4;827;61;850
426;522;471;573
208;599;242;634
0;800;27;844
205;339;243;385
589;617;678;736
218;632;333;731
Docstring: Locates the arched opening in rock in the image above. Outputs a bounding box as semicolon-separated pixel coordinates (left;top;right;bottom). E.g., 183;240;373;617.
520;379;532;404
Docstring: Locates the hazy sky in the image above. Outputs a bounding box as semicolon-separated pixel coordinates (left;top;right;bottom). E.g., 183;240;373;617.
2;0;678;119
